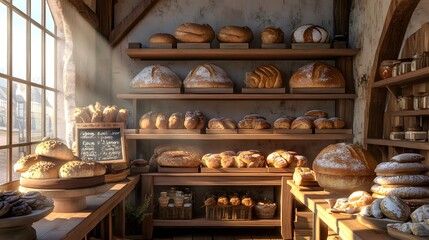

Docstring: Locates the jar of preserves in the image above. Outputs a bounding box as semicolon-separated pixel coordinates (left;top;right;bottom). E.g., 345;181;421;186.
379;60;396;79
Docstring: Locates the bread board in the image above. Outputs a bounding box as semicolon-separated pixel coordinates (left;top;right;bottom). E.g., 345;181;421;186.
158;166;199;173
267;167;294;173
294;180;319;187
105;168;129;183
201;167;268;173
205;128;238;134
273;129;312;134
219;43;249;49
139;129;202;134
357;215;404;230
291;43;331;49
177;43;211;49
20;176;105;189
238;129;273;134
261;43;286;49
184;88;234;94
124;129;138;134
149;43;174;49
387;226;428;240
314;129;353;134
289;87;345;94
241;88;285;94
129;87;181;94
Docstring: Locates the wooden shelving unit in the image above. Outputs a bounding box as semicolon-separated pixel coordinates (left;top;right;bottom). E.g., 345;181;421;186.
372;67;429;88
117;93;356;100
126;48;359;60
391;109;429;116
126;133;353;140
365;138;429;150
153;218;281;227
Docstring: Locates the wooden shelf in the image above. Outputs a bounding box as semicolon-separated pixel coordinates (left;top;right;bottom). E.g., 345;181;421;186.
365;138;429;150
126;133;353;140
126;48;359;60
391;109;429;116
372;67;429;88
153;218;281;227
117;93;356;100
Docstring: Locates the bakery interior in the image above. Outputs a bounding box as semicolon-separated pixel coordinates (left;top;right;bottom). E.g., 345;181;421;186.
2;0;429;239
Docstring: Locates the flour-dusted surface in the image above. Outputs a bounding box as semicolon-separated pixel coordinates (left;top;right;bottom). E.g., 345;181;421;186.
375;162;429;175
374;175;429;186
380;195;410;221
371;184;429;199
391;153;425;163
289;62;345;88
184;64;233;88
130;65;182;88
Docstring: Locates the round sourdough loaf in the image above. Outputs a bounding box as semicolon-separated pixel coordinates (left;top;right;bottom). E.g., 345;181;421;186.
59;161;95;178
35;140;74;161
371;184;429;199
289;62;345;88
380;195;411;221
261;26;284;44
184;64;233;88
291;24;330;43
130;65;181;88
217;25;253;43
174;23;215;43
313;118;334;130
312;143;378;193
22;160;61;179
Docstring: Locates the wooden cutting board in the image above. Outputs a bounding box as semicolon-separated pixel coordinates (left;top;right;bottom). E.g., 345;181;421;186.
20;175;105;189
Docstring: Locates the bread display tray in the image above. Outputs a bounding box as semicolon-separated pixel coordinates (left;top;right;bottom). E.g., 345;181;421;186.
289;87;345;94
129;87;181;94
20;175;105;189
291;43;330;49
139;129;202;134
205;128;238;134
184;88;234;94
238;129;273;134
387;226;427;240
241;88;285;94
273;129;312;134
356;215;404;230
314;129;353;134
201;167;268;173
219;43;249;49
149;43;174;49
267;167;295;173
158;166;200;173
261;43;286;49
177;43;211;49
124;129;138;134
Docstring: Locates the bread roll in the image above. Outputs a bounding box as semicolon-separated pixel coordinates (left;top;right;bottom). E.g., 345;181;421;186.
243;114;266;120
348;191;374;207
208;118;225;129
313;118;334;129
174;23;215;43
236;150;265;168
220;151;236;168
237;119;253;129
139;111;158;129
148;33;177;44
86;161;107;176
391;153;425;163
59;160;95;178
217;25;253;43
202;153;222;168
14;154;46;173
116;109;129;123
329;117;346;129
222;118;237;129
380;195;411;221
102;105;119;122
168;112;185;129
410;205;429;223
252;119;271;129
157;150;201;168
130;65;181;88
375;162;429;176
305;110;328;118
184;64;233;88
291;24;329;43
261;26;284;44
293;167;315;185
245;65;282;88
291;117;313;129
22;160;61;179
156;112;169;129
35;140;74;161
273;117;292;129
194;111;206;129
312;143;378;193
266;151;289;168
289;62;345;88
91;110;103;123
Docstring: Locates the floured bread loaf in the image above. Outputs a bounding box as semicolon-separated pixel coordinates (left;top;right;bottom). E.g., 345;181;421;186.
174;23;215;43
157;150;201;168
184;64;233;88
291;24;330;43
235;150;265;168
35;140;74;161
22;160;61;179
130;65;181;88
411;205;429;223
289;62;345;88
380;195;411;221
217;25;253;43
375;162;429;176
59;161;95;178
374;175;429;186
391;153;425;163
245;65;282;88
371;184;429;199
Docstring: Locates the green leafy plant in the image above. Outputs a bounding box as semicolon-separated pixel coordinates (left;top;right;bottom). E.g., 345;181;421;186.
126;195;152;224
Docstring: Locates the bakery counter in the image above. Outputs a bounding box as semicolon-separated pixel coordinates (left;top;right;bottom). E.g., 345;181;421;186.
141;172;293;239
33;176;139;240
286;180;395;240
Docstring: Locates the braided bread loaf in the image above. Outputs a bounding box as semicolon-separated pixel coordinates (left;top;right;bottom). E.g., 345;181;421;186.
245;65;282;88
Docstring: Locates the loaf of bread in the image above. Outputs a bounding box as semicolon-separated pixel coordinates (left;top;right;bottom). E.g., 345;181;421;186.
371;184;429;199
168;112;185;129
59;160;95;178
293;167;315;185
174;23;215;43
391;153;425;163
217;25;253;43
202;153;222;168
313;118;334;129
261;26;284;44
237;118;271;129
22;160;61;179
375;162;429;176
184;64;233;88
266;150;289;168
130;65;182;88
91;110;103;123
74;107;92;123
139;111;158;129
243;114;266;120
312;143;378;193
86;161;107;176
374;175;429;186
148;33;177;45
155;112;169;129
347;191;374;207
14;154;48;173
220;151;236;168
157;150;201;168
380;195;411;221
291;117;313;129
371;198;384;219
291;24;330;43
245;65;282;88
102;105;119;122
208;117;237;129
273;117;294;129
35;140;74;161
410;223;429;237
236;150;265;168
305;110;328;118
116;109;129;123
289;62;345;88
411;205;429;223
329;117;346;129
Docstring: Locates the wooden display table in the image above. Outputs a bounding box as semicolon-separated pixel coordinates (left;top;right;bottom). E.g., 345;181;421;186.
286;180;395;240
33;176;139;240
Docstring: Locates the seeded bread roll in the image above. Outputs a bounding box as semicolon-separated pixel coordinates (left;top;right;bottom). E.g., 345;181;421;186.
261;26;284;44
217;25;253;43
168;112;185;129
22;160;61;179
14;154;47;173
148;33;177;45
184;64;233;88
59;160;95;178
155;112;169;129
35;140;74;161
174;23;215;43
139;111;158;129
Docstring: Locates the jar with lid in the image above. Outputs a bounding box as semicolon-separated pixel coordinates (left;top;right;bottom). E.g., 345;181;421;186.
158;192;169;207
418;92;429;109
174;191;184;207
400;61;412;75
168;187;176;200
411;53;423;71
405;125;427;141
379;60;396;79
390;126;404;141
397;95;413;110
392;61;401;77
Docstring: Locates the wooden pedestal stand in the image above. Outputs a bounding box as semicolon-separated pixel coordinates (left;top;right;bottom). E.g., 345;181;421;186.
19;184;110;213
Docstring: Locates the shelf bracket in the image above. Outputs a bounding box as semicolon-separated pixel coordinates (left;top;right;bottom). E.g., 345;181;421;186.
386;86;397;100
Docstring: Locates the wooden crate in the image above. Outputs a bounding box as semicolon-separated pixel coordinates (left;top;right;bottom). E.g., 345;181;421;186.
158;205;192;220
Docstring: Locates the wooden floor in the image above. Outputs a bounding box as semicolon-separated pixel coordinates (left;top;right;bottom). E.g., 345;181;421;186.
151;227;284;240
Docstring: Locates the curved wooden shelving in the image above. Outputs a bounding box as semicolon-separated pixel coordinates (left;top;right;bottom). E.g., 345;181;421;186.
153;218;281;227
372;67;429;88
117;93;356;100
365;138;429;150
125;133;353;140
126;48;359;60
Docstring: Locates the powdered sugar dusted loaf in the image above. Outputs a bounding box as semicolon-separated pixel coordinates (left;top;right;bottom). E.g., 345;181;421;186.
130;65;181;88
184;64;233;88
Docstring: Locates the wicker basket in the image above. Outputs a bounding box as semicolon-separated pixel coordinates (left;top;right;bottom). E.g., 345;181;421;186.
205;205;252;221
158;205;192;220
254;203;277;219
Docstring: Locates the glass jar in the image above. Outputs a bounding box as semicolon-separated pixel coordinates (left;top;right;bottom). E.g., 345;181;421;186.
174;191;184;207
397;95;413;110
418;93;429;109
158;192;169;207
379;60;396;79
168;187;176;200
400;61;412;75
390;126;404;141
411;53;423;71
392;61;401;77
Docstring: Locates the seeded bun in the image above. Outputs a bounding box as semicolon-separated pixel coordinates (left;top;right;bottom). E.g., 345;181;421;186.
35;140;74;161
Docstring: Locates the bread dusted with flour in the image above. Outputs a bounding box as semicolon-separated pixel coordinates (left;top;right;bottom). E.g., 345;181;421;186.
289;62;345;88
130;65;181;88
184;64;233;88
291;24;330;43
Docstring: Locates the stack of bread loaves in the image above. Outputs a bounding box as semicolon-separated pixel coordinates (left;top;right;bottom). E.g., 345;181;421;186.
15;139;106;179
139;110;206;130
74;102;129;123
372;153;429;201
237;114;271;129
130;65;181;88
202;150;265;168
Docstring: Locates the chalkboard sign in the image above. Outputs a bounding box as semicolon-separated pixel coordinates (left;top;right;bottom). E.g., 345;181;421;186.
75;123;127;164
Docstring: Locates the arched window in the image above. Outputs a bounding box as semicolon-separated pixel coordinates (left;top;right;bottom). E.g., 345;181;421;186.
0;0;59;184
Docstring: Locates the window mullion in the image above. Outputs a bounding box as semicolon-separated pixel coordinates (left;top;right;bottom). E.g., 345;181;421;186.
6;0;12;182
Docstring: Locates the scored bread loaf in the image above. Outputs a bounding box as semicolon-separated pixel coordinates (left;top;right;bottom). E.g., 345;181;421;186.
130;65;181;88
35;140;74;161
184;64;233;88
238;118;271;129
291;24;330;43
245;65;283;88
261;26;284;44
329;117;346;129
174;23;215;43
155;112;169;129
157;150;201;168
273;117;294;129
139;111;158;129
289;62;345;88
313;118;334;129
236;150;265;168
305;110;328;118
208;117;237;129
202;153;222;168
168;112;185;129
291;117;313;129
380;195;411;221
217;25;253;43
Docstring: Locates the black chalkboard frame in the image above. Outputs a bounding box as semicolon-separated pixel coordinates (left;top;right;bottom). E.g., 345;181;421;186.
75;122;127;164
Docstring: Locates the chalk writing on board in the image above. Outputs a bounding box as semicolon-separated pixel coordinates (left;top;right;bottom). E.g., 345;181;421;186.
77;127;123;162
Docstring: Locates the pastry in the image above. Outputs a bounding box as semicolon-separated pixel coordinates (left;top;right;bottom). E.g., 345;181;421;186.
217;25;253;43
130;65;181;88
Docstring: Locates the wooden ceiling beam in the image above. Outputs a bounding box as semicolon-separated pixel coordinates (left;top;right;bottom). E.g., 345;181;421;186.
66;0;99;29
109;0;160;47
96;0;113;39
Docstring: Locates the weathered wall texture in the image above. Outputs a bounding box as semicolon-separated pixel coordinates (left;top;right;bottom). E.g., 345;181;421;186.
349;0;390;145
